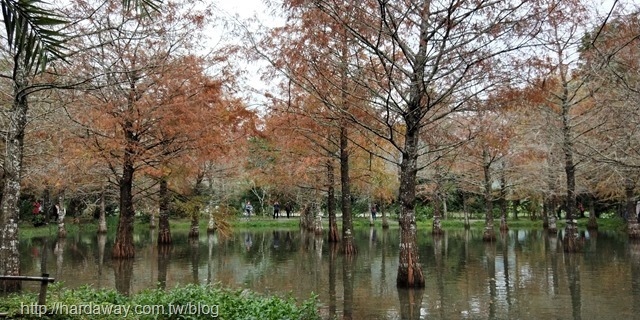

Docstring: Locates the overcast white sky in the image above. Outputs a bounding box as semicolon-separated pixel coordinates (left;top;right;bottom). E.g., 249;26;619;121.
210;0;630;112
209;0;285;112
217;0;267;19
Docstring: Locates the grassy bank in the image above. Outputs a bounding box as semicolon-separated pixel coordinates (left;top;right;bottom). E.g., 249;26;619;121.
18;213;628;240
0;283;320;320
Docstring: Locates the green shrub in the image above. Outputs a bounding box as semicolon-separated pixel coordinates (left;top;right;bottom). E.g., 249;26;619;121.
415;204;434;220
0;283;320;320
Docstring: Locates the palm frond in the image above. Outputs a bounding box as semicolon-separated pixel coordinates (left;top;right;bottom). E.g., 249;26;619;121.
2;0;67;74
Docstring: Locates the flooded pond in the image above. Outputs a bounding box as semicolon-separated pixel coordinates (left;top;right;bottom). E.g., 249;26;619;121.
17;226;640;319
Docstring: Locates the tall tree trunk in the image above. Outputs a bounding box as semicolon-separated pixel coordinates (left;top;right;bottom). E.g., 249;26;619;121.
463;192;470;230
543;196;550;229
499;173;509;231
626;177;640;238
546;163;558;233
396;126;425;288
587;195;598;231
561;101;581;252
157;177;172;244
327;159;339;242
548;196;558;234
149;202;156;229
189;216;199;238
0;87;28;290
313;201;323;235
340;125;356;255
395;7;430;283
112;134;136;258
207;206;216;234
98;186;108;234
381;202;389;229
432;183;443;235
338;21;355;255
442;191;448;220
189;176;205;238
483;148;496;242
57;195;67;238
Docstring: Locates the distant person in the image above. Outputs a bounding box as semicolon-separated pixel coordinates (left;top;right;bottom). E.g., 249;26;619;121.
285;202;292;219
371;203;377;221
32;200;43;226
32;200;41;216
273;201;280;219
244;201;253;218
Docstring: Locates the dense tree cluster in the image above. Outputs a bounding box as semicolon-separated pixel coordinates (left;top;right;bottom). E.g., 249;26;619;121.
0;0;639;289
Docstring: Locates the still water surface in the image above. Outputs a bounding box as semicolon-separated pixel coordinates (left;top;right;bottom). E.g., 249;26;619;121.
19;226;640;319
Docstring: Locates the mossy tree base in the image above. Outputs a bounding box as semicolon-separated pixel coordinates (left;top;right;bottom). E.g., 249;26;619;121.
396;260;425;288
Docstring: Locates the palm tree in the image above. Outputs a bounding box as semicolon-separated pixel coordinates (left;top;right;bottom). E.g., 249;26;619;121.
0;0;158;291
0;0;67;290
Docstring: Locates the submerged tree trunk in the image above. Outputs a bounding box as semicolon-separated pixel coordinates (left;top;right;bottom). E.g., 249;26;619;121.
381;202;390;229
157;178;172;244
98;186;108;234
207;206;216;234
149;211;156;229
482;149;496;242
57;196;67;238
313;203;323;235
542;196;550;229
442;190;448;220
327;159;339;242
432;189;443;235
587;195;598;231
626;178;640;238
340;125;356;255
396;127;425;288
112;136;136;258
499;173;509;231
188;216;199;238
463;192;470;230
548;196;558;234
560;89;582;252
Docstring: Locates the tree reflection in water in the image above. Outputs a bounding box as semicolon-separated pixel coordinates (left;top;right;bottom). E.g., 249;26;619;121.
113;259;133;296
18;227;640;318
157;244;171;290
